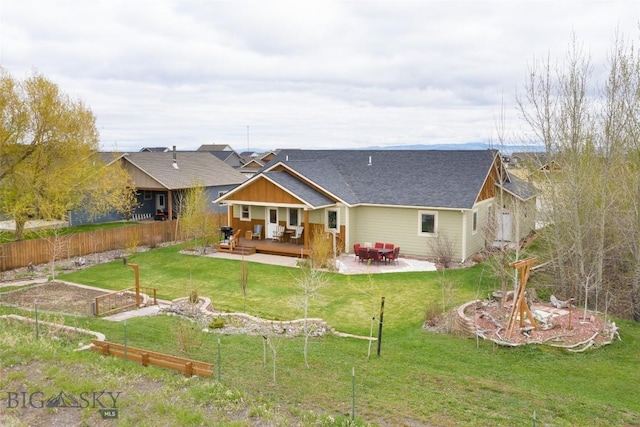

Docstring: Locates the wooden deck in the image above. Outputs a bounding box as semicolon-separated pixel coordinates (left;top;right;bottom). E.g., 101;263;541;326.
235;237;310;258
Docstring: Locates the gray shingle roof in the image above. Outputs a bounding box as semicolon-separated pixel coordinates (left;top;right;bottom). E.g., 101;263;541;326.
264;171;334;207
123;152;246;190
501;173;536;201
265;149;500;209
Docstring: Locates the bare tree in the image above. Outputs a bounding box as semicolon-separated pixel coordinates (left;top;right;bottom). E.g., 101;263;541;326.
517;31;640;318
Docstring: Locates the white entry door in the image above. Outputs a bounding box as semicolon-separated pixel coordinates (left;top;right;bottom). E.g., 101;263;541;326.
497;210;512;242
266;208;279;239
156;193;166;212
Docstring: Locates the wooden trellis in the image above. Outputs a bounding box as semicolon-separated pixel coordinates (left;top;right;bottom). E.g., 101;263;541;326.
506;257;539;338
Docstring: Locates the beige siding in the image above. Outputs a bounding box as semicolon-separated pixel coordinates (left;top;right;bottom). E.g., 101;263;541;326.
348;206;465;259
466;198;494;259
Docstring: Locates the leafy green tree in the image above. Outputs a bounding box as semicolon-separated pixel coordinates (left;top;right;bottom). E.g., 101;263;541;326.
0;68;136;239
177;182;215;254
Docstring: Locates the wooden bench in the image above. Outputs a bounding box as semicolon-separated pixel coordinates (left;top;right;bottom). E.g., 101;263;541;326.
217;229;241;253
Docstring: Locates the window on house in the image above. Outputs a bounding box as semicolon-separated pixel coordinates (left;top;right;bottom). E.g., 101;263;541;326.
419;211;436;235
288;208;300;227
241;205;250;221
472;209;478;234
144;191;152;200
327;209;338;230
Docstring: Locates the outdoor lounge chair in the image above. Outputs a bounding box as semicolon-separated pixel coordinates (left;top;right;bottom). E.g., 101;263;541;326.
251;224;263;240
272;225;285;242
290;226;304;244
217;229;241;253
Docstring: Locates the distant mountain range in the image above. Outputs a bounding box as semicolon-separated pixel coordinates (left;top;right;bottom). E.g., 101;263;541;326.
359;142;544;154
245;142;544;155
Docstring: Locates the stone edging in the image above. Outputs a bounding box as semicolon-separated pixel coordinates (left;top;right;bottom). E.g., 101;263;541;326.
162;297;376;341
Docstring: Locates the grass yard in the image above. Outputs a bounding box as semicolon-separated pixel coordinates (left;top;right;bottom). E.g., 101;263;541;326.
1;244;638;425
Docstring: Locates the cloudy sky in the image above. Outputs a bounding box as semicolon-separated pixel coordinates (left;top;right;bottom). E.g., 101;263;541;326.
1;1;638;153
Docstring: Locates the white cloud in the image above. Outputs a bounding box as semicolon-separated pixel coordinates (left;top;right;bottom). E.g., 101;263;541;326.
0;0;638;152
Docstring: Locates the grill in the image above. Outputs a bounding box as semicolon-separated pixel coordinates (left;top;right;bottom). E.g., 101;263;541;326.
219;226;234;240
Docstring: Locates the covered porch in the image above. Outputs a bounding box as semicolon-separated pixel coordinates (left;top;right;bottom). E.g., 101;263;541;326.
231;236;311;258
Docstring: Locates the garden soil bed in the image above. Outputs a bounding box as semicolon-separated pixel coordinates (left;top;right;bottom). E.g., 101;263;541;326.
0;282;107;316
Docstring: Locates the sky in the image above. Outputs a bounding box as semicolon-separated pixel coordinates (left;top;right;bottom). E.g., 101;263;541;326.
1;1;638;153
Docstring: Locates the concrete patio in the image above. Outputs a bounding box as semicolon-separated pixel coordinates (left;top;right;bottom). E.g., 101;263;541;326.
207;251;437;274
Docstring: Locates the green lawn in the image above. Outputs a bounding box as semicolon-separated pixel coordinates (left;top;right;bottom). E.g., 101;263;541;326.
1;244;638;426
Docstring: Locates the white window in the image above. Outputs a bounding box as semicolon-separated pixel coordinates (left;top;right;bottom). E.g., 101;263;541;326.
241;205;251;221
326;209;338;230
288;208;300;227
418;211;437;236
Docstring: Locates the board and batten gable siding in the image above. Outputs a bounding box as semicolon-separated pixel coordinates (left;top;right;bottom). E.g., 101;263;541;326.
227;176;303;204
350;206;464;259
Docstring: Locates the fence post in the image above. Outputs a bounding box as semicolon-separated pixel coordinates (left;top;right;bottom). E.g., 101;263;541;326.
351;367;356;420
123;319;127;359
377;296;385;356
217;337;221;382
34;299;39;340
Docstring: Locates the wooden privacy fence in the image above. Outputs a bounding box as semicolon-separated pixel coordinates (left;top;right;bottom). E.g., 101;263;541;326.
90;340;213;377
0;220;178;271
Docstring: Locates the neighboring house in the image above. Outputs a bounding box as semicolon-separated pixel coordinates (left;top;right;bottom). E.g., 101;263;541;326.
140;147;170;152
238;158;265;179
215;149;536;261
197;144;245;168
70;149;247;225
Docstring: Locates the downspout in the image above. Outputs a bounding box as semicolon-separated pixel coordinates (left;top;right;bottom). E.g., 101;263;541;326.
344;205;350;252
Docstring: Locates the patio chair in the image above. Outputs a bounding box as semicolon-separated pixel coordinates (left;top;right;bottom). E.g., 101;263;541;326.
374;242;384;249
384;243;394;249
251;224;263;240
368;248;383;264
290;226;304;244
357;247;370;263
354;243;361;261
272;225;285;242
385;246;400;265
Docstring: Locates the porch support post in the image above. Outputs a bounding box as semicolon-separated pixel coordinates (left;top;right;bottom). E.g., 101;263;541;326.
303;210;310;249
168;190;173;220
227;204;234;227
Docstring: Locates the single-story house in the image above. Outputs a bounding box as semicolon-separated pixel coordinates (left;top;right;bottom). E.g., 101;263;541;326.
215;149;536;261
70;149;247;225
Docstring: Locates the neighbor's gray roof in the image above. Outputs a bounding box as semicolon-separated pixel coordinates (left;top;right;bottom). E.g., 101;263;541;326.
123;151;246;190
264;149;500;209
500;173;537;201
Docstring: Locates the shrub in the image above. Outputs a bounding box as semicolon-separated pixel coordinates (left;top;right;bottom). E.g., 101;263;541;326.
209;318;225;329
